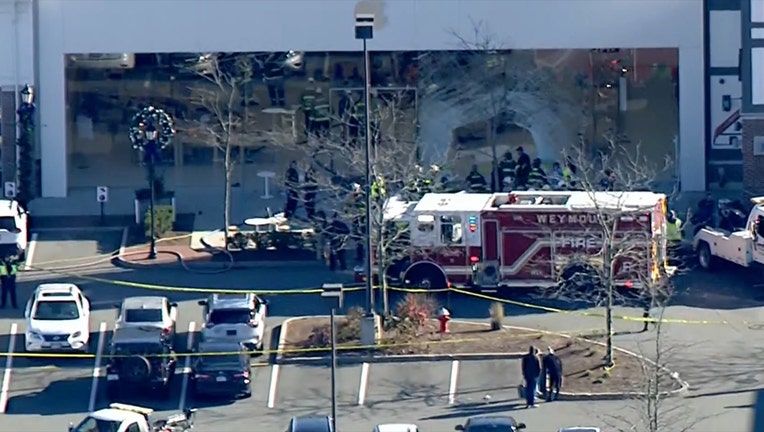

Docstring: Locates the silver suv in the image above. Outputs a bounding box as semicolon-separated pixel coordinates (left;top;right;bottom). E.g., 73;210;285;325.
198;293;267;352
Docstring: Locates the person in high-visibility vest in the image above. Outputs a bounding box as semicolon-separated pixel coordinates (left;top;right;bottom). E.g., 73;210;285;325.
666;210;684;267
311;88;331;137
300;78;318;135
371;177;386;202
0;259;18;309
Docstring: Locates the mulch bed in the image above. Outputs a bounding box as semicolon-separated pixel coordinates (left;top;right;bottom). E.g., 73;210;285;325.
282;317;682;395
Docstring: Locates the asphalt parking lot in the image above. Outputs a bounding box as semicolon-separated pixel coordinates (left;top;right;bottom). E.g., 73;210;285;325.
25;228;126;271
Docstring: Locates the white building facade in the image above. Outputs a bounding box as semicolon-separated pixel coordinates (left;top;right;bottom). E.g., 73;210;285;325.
1;0;706;197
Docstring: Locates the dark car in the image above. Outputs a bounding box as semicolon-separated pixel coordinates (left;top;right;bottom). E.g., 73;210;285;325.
455;415;527;432
287;415;334;432
105;326;177;399
192;341;252;399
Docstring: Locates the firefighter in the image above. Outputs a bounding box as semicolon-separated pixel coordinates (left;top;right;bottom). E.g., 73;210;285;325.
528;158;548;189
404;166;424;200
303;166;318;220
371;176;386;205
466;165;488;192
599;169;616;191
422;165;440;193
548;162;564;188
666;210;684;266
515;146;532;188
263;59;285;107
497;152;516;191
0;258;18;309
311;88;331;138
300;78;318;135
283;161;300;218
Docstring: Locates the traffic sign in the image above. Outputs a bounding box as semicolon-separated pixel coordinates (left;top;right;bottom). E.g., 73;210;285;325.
3;182;16;199
96;186;109;203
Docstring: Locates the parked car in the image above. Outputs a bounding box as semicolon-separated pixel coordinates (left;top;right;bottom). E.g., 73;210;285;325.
114;296;177;344
374;424;420;432
24;283;90;352
455;415;527;432
192;340;252;399
67;53;135;69
287;415;333;432
105;326;177;399
0;199;28;261
198;293;267;351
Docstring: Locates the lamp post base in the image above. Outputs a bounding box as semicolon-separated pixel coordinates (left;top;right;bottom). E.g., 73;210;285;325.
360;313;379;346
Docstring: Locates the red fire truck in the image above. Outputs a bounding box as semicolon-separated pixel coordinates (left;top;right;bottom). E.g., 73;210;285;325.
372;190;670;291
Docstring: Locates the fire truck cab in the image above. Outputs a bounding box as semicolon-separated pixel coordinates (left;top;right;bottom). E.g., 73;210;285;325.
379;190;670;291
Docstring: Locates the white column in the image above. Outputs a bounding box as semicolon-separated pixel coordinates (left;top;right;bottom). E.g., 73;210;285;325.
678;46;706;192
37;0;67;197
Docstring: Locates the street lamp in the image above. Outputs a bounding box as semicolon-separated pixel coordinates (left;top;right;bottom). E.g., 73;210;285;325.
355;12;375;313
321;283;344;432
16;84;35;207
129;106;175;259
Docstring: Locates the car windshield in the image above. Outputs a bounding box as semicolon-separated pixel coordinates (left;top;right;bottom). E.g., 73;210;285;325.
71;416;121;432
125;308;163;323
466;424;515;432
198;353;243;369
32;300;79;320
0;216;16;231
209;309;251;325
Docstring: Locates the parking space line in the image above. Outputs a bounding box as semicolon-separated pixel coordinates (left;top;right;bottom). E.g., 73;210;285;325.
358;362;370;406
448;360;460;405
267;364;279;408
178;321;196;410
118;227;128;258
88;322;108;412
0;323;18;413
24;233;38;270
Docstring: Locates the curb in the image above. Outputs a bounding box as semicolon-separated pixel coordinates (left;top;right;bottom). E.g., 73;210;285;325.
275;316;689;401
114;250;326;270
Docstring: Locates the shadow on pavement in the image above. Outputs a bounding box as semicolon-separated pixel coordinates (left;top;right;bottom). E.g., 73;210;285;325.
5;376;91;415
96;376;184;413
12;329;113;370
420;401;525;421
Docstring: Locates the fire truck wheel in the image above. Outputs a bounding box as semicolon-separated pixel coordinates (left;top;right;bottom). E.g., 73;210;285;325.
696;242;715;271
403;265;448;290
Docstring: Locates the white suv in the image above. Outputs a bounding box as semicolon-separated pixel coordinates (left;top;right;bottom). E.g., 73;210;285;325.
0;199;28;261
114;296;177;340
199;293;267;351
25;283;90;352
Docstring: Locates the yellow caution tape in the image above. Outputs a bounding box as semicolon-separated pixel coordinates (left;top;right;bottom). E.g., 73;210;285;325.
0;328;603;359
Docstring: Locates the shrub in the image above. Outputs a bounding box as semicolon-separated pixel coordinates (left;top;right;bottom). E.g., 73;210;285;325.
489;302;504;331
144;205;174;239
388;293;439;339
306;308;365;349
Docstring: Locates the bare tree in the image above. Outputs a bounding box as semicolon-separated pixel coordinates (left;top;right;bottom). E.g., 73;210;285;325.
601;280;699;432
267;84;432;312
543;139;675;366
416;20;581;188
186;55;257;242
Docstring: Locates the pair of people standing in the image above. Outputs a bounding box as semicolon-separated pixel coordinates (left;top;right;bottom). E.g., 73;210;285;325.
283;161;318;220
520;345;563;408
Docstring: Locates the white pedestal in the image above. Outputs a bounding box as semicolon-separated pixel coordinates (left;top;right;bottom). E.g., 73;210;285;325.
258;170;276;199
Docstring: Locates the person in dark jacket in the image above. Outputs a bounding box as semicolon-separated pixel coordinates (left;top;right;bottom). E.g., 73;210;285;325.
284;161;300;218
326;212;350;271
0;258;18;309
542;347;563;401
466;165;488;192
521;345;541;408
303;167;318;220
528;158;548;189
515;147;532;188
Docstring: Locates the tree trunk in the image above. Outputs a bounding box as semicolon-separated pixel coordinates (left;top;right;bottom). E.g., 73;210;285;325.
223;139;233;247
604;244;614;367
377;225;388;314
487;119;499;192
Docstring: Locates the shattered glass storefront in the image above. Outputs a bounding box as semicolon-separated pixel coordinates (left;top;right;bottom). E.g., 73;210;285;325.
63;48;678;190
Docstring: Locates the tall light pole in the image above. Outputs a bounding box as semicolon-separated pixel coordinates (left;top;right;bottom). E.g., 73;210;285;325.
355;12;375;313
321;284;344;432
16;84;35;208
129;106;176;259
